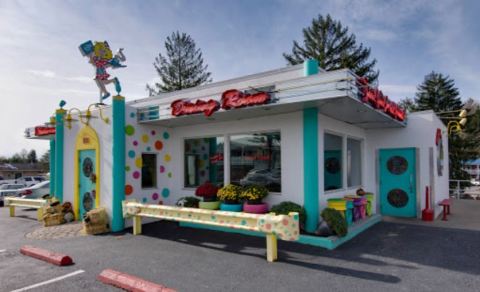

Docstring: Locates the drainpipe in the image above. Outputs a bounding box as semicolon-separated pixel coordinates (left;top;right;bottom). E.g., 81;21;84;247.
303;59;320;232
112;95;126;232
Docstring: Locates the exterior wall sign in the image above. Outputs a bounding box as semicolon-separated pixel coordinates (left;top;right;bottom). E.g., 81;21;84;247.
357;77;406;122
34;126;56;136
171;89;271;117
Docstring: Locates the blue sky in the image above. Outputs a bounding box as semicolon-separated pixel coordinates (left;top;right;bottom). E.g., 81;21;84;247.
0;0;479;156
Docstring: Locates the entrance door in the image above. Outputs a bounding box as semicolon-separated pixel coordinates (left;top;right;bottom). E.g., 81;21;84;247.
379;148;417;217
79;149;96;218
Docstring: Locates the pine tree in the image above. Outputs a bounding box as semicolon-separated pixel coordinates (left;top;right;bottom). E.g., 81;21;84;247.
398;97;417;113
414;72;463;112
27;150;37;163
146;31;212;95
283;14;379;82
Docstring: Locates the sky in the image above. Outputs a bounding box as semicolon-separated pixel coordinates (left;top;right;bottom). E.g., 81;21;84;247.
0;0;479;157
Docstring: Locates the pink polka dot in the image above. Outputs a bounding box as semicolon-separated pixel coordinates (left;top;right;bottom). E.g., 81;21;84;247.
133;171;140;179
265;223;272;230
152;193;159;200
282;219;289;226
159;165;165;173
133;141;138;146
151;130;156;135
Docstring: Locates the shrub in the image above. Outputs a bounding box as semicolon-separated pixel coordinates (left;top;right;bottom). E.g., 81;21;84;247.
270;201;306;228
321;208;348;237
217;184;243;203
176;196;200;208
240;185;269;203
195;181;219;201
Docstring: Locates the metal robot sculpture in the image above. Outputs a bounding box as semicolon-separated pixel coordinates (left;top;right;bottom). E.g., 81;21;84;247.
79;40;126;103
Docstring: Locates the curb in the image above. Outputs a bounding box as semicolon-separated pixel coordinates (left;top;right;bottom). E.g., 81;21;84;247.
20;245;73;266
97;269;176;292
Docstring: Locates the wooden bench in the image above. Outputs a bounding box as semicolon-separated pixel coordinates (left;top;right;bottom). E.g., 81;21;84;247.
123;201;300;262
4;197;49;221
438;199;451;221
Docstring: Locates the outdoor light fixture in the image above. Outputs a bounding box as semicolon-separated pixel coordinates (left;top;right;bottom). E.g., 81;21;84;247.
437;108;470;136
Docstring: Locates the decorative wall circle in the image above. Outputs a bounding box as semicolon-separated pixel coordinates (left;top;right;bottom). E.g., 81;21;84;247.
133;171;140;179
161;188;170;198
82;158;93;177
159;165;165;173
152;193;159;200
325;157;340;174
125;125;135;136
387;156;408;175
133;140;138;146
151;130;156;135
83;192;93;211
168;172;172;178
125;185;133;195
164;154;171;162
128;150;135;158
130;112;135;118
135;157;143;168
125;165;131;171
142;134;149;143
155;141;163;150
163;132;170;139
387;189;409;208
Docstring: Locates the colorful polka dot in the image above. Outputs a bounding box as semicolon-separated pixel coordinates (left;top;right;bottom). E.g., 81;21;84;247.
154;141;163;151
130;112;135;118
133;171;140;179
168;172;172;178
164;154;171;162
146;147;151;151
152;193;159;200
142;197;148;203
125;185;133;195
161;188;170;198
135;157;142;168
125;165;131;171
151;130;156;135
133;140;138;146
159;165;165;173
142;134;149;143
128;150;135;158
163;132;170;139
198;160;205;168
125;125;135;136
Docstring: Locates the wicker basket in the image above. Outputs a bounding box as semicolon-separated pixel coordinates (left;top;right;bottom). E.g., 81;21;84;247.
43;213;65;227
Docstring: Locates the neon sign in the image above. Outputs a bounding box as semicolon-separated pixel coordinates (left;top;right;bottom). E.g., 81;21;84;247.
34;126;56;136
357;77;406;122
221;90;270;109
171;99;220;117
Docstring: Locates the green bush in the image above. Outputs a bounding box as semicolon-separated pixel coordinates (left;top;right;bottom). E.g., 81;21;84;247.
321;208;348;237
270;201;306;228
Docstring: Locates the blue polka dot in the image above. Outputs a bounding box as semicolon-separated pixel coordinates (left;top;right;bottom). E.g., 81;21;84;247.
142;197;147;203
163;132;170;140
161;188;170;198
146;147;151;151
128;150;135;158
130;112;136;118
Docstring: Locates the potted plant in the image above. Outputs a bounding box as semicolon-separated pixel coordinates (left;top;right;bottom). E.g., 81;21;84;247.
176;196;200;208
270;201;306;231
195;181;220;210
217;184;243;212
319;208;347;237
241;185;269;214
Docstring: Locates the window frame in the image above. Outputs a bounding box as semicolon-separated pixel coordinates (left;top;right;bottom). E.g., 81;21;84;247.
141;152;158;189
346;136;363;189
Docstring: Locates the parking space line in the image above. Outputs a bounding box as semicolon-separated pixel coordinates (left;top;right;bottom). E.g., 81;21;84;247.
10;269;85;292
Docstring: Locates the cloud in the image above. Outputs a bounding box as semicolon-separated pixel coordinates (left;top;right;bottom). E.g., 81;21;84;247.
27;69;56;78
27;69;91;83
362;29;396;42
379;84;417;99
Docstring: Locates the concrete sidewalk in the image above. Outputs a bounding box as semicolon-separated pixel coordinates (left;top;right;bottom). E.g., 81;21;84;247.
383;199;480;231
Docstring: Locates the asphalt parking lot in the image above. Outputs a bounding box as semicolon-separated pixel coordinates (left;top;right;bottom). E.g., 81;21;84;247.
1;207;479;292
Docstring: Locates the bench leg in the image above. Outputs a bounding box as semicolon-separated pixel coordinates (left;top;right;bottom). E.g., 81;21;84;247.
37;208;44;221
442;206;448;221
133;216;142;235
9;206;15;217
266;233;278;262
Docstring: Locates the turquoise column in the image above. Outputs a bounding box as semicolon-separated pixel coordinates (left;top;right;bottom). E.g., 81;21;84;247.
303;58;320;233
112;95;126;232
49;139;56;196
54;109;65;202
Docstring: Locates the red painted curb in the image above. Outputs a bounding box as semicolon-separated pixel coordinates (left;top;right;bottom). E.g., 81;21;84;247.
20;245;73;266
97;269;176;292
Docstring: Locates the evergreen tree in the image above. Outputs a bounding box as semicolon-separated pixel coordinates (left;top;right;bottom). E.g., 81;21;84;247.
146;31;212;95
27;150;37;163
398;97;417;113
283;14;379;82
414;72;463;112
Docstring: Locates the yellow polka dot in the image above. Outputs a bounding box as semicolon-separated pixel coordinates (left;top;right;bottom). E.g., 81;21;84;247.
135;157;143;168
164;154;171;162
142;134;149;143
198;160;205;168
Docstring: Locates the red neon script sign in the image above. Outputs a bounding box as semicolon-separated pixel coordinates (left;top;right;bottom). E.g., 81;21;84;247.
34;126;55;136
171;99;220;117
357;77;406;122
221;90;270;109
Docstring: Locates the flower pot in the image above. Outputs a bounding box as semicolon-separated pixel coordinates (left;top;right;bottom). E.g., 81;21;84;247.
202;196;218;202
246;199;263;205
243;202;269;214
220;202;243;212
199;201;220;210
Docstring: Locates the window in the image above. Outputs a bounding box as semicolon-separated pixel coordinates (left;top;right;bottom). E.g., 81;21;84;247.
141;153;157;188
230;132;281;192
324;133;343;191
184;137;224;188
347;138;362;187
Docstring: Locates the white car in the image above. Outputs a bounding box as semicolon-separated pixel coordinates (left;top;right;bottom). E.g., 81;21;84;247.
17;176;46;187
471;179;480;186
0;184;26;206
18;181;50;199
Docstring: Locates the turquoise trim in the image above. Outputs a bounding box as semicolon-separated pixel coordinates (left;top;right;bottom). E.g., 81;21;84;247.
303;59;319;76
112;97;126;232
180;222;264;237
54;111;65;202
49;139;55;196
297;214;382;249
303;107;319;232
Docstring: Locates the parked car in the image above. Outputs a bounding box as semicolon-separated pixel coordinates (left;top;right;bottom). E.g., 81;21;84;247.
0;184;26;206
19;181;50;199
470;179;480;186
239;168;281;191
17;176;46;187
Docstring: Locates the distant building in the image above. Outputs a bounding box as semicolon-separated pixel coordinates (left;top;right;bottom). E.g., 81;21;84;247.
464;159;480;180
0;163;47;180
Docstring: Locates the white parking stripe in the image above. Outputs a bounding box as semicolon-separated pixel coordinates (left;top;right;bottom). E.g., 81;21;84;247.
10;270;85;292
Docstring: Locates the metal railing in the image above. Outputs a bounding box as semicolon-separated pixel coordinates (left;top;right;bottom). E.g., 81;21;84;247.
449;179;480;199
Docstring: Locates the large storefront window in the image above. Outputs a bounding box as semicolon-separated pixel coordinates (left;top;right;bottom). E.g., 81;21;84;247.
324;133;343;191
347;138;362;187
184;137;224;188
230;132;281;192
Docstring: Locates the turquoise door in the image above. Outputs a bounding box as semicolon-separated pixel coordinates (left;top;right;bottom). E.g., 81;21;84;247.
324;150;342;190
79;149;96;219
379;148;417;217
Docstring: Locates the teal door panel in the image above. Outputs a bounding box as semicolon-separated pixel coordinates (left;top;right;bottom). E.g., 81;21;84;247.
79;149;96;218
379;148;417;217
324;150;342;190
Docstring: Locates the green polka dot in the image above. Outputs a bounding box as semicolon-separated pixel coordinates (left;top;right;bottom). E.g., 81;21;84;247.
125;165;130;171
293;214;299;221
167;172;172;178
125;125;135;136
